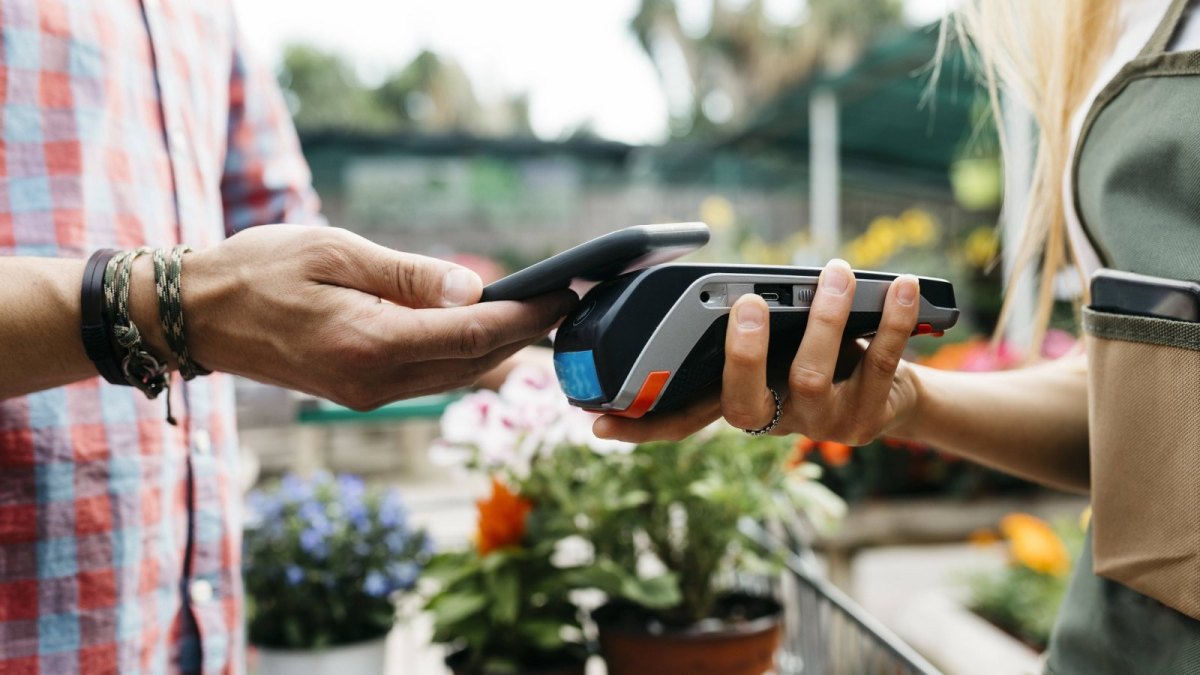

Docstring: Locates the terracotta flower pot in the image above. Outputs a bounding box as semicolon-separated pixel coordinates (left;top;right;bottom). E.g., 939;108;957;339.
594;593;782;675
444;648;587;675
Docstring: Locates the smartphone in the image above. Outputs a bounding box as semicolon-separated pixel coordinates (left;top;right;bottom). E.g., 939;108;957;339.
480;223;711;302
1090;269;1200;322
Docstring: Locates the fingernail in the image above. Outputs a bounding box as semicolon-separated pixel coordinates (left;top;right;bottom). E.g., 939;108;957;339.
737;301;766;330
442;269;478;307
897;276;918;306
821;260;851;296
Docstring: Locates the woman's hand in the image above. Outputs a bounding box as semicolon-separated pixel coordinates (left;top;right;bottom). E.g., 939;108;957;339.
593;259;923;444
172;225;575;410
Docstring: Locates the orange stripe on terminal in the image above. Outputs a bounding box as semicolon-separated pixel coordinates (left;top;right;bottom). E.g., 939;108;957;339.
609;371;671;419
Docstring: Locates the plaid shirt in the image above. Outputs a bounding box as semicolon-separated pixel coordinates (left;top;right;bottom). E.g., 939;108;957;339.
0;1;321;673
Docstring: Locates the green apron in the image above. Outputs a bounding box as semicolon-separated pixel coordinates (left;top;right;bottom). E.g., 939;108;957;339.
1045;0;1200;672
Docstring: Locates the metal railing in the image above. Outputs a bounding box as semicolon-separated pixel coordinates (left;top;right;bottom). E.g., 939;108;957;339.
741;520;943;675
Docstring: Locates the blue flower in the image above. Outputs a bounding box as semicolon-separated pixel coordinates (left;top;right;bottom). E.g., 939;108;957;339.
363;571;389;597
348;503;371;535
298;500;332;535
387;561;419;591
337;474;365;501
285;565;304;586
377;490;407;528
245;490;278;523
299;528;328;559
280;474;313;503
384;530;411;555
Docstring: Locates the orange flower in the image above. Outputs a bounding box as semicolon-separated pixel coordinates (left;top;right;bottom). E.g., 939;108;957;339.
818;442;853;467
968;528;1001;547
919;339;980;371
789;436;853;468
789;436;817;468
1000;513;1070;576
475;477;533;556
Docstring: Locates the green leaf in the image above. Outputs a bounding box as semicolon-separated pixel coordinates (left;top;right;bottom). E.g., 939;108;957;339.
283;616;304;648
482;656;521;674
429;593;488;629
616;490;651;509
488;563;520;625
620;572;681;609
422;552;481;587
563;561;681;609
481;548;511;573
517;619;567;651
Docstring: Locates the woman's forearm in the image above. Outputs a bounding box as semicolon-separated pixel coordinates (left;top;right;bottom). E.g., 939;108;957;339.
896;355;1091;494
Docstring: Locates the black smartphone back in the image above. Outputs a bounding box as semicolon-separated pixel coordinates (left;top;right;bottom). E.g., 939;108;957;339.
1091;269;1200;322
481;223;710;302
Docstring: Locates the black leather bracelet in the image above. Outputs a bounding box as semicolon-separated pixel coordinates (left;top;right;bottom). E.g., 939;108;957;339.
80;248;126;384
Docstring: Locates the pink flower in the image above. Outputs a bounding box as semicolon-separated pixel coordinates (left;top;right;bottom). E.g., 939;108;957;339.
1040;329;1077;360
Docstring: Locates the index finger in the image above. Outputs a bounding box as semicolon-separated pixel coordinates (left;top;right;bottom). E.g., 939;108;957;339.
385;290;578;362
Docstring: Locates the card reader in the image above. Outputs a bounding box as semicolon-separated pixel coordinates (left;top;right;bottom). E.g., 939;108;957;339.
553;264;959;418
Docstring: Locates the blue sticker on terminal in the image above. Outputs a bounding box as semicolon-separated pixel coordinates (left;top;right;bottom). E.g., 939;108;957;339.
554;350;605;403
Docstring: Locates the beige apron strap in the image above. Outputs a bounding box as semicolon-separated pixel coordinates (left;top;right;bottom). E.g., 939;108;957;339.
1140;0;1192;57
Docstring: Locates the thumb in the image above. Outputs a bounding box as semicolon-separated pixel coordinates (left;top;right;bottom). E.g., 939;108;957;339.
333;232;482;308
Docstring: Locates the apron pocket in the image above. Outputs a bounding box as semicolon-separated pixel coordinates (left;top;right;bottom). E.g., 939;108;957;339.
1083;307;1200;620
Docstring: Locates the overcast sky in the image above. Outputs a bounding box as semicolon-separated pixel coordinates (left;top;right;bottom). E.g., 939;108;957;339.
231;0;954;145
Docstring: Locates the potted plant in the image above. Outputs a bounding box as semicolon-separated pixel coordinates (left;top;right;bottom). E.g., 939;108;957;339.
242;472;431;675
432;366;844;675
425;367;678;674
556;429;842;675
422;477;591;675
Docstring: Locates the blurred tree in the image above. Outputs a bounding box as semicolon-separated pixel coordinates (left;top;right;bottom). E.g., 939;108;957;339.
277;45;395;131
631;0;904;137
279;45;533;136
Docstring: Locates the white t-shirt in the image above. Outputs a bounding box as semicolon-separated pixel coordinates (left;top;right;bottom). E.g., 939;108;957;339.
1065;0;1200;276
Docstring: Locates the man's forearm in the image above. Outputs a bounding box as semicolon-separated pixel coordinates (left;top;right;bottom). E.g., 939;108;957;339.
0;258;171;399
896;355;1091;494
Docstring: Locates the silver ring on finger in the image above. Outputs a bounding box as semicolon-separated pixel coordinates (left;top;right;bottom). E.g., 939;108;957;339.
742;387;782;437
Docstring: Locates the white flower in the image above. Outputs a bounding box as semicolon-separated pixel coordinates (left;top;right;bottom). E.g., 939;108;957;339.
428;440;472;468
440;390;503;445
433;361;634;478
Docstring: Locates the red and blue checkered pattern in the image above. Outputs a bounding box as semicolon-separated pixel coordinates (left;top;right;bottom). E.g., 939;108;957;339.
0;1;322;673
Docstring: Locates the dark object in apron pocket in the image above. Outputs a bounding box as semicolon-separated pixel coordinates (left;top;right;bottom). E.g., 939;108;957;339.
1083;306;1200;620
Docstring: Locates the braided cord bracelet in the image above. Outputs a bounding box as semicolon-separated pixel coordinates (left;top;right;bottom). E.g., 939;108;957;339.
103;247;176;424
153;245;210;381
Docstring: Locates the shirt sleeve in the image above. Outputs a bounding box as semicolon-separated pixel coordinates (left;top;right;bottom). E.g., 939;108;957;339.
220;24;326;234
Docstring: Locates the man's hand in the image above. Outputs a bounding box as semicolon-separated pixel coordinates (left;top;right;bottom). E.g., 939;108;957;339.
175;225;575;410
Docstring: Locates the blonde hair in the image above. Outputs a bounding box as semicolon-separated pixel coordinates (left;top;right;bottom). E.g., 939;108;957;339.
946;1;1120;346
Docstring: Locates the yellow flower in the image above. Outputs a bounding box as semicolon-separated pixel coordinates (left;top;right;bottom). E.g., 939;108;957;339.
899;209;938;246
964;226;1000;269
700;195;736;231
866;217;901;255
1000;513;1070;576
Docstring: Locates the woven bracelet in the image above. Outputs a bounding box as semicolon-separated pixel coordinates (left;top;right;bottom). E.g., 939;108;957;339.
153;245;210;381
104;247;176;424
